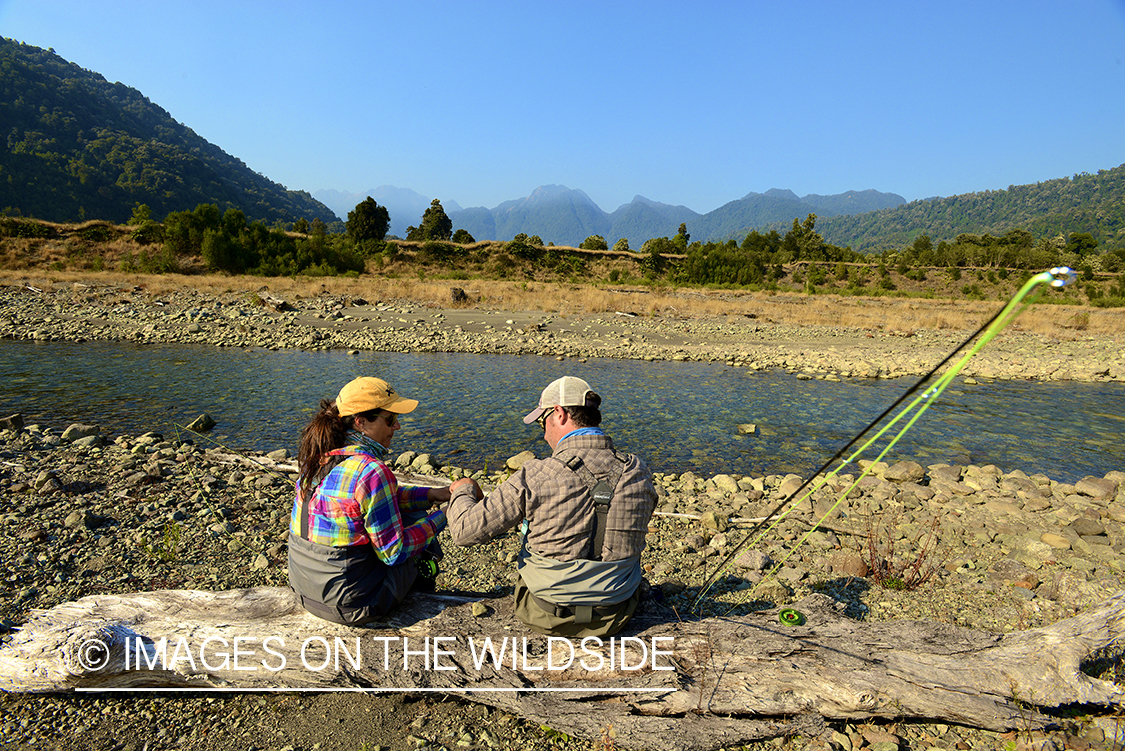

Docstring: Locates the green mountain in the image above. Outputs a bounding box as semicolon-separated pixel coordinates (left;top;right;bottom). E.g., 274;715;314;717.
0;38;337;224
813;166;1125;251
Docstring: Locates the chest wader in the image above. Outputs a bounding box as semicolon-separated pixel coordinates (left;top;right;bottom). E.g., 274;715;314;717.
289;452;421;625
525;452;627;626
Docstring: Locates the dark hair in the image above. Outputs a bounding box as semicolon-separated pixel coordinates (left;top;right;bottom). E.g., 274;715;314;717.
297;399;352;496
297;402;390;495
562;392;602;427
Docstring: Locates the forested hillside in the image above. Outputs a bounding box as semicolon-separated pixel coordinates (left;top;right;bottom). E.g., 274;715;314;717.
0;38;336;225
813;166;1125;251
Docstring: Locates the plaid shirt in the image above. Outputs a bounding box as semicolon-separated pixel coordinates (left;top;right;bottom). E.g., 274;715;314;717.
290;445;445;566
448;434;656;562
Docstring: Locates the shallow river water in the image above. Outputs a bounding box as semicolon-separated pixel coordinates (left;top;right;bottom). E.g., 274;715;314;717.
1;339;1122;484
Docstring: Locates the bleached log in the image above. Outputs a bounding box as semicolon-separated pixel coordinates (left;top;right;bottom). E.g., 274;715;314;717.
3;588;1124;751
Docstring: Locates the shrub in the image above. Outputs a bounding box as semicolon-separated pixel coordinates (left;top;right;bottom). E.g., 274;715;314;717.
579;235;608;251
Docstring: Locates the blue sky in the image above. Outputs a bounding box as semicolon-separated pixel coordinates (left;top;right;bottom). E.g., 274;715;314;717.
3;0;1124;214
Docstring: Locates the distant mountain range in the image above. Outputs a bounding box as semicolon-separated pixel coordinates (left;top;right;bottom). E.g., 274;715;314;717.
316;184;906;247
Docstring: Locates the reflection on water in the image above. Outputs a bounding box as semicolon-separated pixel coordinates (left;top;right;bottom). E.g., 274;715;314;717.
1;339;1122;484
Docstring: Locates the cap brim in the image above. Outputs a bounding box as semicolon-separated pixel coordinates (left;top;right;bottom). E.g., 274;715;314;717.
385;397;419;414
523;406;548;424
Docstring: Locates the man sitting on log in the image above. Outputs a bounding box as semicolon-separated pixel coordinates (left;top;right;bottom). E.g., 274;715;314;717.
447;376;657;636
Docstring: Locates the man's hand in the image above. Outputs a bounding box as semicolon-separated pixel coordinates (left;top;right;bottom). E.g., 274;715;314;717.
448;477;483;500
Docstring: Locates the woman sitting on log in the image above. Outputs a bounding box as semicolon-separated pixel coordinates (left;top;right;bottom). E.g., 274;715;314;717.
288;376;451;625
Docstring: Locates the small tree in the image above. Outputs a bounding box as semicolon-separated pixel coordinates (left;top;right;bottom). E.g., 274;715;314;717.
128;203;152;225
419;199;453;241
672;223;690;251
579;235;608;251
347;197;390;242
452;228;475;244
613;238;630;252
221;208;246;238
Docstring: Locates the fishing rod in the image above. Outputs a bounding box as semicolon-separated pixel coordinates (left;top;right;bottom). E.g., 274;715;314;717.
692;266;1077;610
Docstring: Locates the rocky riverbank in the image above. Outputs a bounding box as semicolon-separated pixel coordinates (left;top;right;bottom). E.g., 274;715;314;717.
2;418;1125;750
2;278;1123;382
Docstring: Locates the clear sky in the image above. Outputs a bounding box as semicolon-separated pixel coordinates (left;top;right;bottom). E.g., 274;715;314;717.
3;0;1124;214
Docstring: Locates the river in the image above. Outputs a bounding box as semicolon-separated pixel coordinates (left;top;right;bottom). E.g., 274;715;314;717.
1;339;1121;484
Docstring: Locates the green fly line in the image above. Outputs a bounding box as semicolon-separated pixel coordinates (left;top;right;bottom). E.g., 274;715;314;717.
692;266;1077;611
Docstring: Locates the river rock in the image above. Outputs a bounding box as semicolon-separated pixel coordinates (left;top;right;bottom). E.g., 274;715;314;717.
60;423;99;442
699;510;729;532
1069;517;1106;538
987;558;1040;589
505;451;535;471
710;474;740;494
1039;532;1071;550
411;453;438;471
826;552;868;578
1075;476;1118;501
733;549;772;572
884;460;926;483
736;423;756;435
0;414;23;431
186;414;216;432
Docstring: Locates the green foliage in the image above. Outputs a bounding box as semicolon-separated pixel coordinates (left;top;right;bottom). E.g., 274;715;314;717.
406;199;453;242
0;39;337;225
128;203;152;225
144;521;182;562
579;234;608;250
347;197;390;243
76;223;112;242
157;202;363;276
130;220;163;244
0;218;56;238
506;236;542;261
612;237;629;252
451;228;475;244
815;165;1125;252
420;241;457;262
675;217;860;287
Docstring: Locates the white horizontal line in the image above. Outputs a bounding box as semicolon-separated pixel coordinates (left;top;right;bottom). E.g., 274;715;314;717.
77;687;677;693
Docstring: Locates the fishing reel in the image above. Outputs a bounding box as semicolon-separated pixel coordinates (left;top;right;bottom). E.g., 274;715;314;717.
417;554;439;579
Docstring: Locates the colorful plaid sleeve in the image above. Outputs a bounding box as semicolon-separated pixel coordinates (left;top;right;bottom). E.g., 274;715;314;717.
359;461;446;566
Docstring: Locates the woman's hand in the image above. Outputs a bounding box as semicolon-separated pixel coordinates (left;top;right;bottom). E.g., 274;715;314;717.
426;486;452;506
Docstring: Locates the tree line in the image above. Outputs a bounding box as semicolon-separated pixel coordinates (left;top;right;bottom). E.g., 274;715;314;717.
7;193;1121;306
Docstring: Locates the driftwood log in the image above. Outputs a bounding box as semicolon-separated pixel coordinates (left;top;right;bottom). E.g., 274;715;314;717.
3;587;1124;750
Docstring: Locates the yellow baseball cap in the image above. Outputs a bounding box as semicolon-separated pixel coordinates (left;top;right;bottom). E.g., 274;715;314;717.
336;377;419;417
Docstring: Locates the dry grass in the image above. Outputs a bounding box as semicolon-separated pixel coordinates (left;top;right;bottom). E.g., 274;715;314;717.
5;267;1122;338
3;221;1120;336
